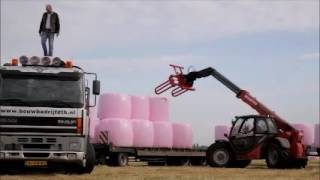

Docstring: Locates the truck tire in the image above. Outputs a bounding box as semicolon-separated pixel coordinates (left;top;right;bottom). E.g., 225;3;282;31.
206;142;234;167
230;160;251;168
109;153;128;167
266;143;289;169
83;143;96;173
66;143;96;174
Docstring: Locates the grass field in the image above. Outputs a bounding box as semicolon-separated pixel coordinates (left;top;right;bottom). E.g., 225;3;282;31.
0;160;319;180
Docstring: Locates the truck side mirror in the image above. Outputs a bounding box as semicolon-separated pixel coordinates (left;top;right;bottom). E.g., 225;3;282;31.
92;80;100;95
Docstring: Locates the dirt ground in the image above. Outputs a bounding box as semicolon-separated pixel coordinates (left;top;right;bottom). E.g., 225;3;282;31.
0;160;319;180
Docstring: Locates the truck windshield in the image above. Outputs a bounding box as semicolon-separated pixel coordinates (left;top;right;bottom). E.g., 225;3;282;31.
0;73;84;108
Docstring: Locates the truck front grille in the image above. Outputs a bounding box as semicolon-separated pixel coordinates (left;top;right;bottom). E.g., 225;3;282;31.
18;137;57;143
0;117;79;135
0;127;77;134
23;144;52;150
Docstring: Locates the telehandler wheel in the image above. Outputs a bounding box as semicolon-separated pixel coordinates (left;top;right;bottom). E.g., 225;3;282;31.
266;143;289;169
230;160;251;168
206;142;234;167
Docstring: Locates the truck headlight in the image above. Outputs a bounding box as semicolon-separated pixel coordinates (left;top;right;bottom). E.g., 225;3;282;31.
69;142;81;151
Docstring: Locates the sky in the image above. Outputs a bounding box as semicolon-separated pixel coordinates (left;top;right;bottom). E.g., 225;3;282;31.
1;0;319;145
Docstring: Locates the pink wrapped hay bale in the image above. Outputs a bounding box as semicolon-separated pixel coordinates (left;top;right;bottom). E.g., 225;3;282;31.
132;119;154;147
293;123;314;146
96;118;133;147
153;121;173;148
314;123;320;148
172;122;193;149
131;96;150;120
98;93;131;119
149;97;169;122
214;125;230;141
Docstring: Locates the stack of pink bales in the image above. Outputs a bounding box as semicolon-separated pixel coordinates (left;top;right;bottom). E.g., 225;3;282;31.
91;93;193;149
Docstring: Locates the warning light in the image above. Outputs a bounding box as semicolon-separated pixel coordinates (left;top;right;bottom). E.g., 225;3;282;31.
11;59;18;66
30;56;40;65
41;56;51;66
65;60;73;68
19;56;29;65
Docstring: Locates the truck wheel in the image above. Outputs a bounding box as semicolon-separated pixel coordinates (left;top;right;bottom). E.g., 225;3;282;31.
77;143;96;174
109;153;128;167
66;143;96;174
230;160;251;168
206;142;234;167
266;143;289;169
83;143;96;173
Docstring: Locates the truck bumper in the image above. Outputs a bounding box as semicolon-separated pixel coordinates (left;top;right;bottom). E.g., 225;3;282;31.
0;150;85;166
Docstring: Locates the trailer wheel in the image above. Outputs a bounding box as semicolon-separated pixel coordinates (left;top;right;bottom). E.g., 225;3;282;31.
230;160;251;168
109;153;128;166
266;143;289;169
206;142;234;167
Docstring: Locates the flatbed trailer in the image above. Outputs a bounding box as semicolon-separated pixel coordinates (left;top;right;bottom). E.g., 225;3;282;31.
92;143;207;166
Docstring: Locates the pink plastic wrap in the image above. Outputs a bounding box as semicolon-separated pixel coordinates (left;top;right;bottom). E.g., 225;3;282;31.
90;125;99;144
293;123;314;145
96;118;133;147
153;121;173;148
89;107;98;139
314;124;320;148
98;93;131;119
149;97;169;122
131;96;150;120
132;119;154;147
172;122;193;149
214;125;230;140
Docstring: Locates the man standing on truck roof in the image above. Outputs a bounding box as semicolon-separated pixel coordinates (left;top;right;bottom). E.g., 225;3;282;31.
39;4;60;56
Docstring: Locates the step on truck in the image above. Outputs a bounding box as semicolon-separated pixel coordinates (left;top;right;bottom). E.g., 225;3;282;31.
0;56;100;173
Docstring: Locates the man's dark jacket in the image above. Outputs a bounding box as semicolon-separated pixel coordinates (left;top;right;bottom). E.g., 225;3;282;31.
39;12;60;34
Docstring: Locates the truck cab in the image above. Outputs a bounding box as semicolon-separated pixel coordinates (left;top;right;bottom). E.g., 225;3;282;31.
0;56;100;173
